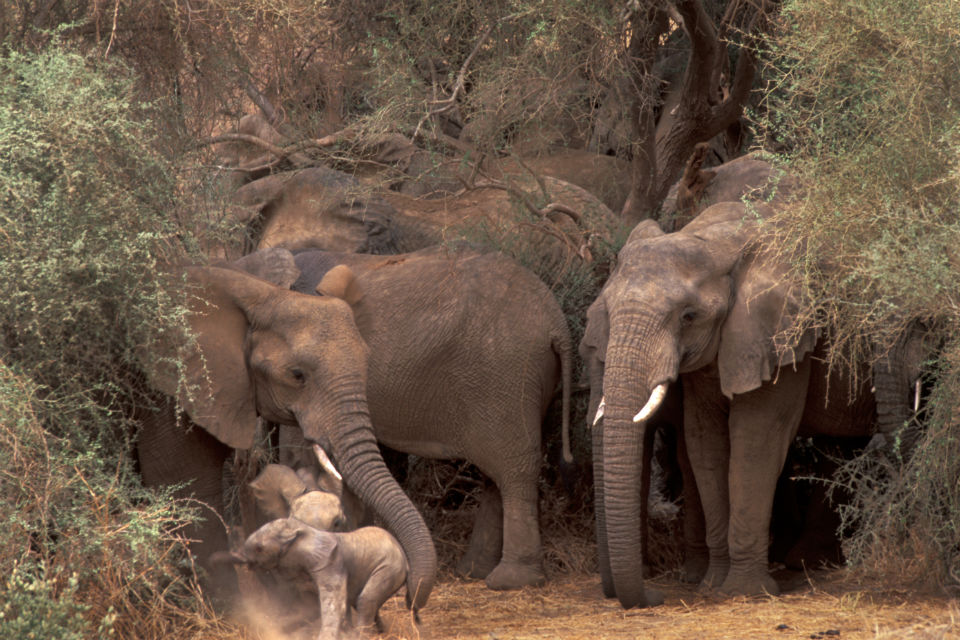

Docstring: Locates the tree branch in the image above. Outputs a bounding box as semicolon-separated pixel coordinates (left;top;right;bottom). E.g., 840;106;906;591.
412;19;498;141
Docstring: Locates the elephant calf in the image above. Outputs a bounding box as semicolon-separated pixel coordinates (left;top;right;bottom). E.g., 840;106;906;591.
215;518;409;639
249;463;350;531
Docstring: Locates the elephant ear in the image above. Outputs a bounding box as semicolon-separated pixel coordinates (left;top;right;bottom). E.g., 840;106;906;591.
717;245;817;398
315;264;364;307
228;248;301;289
250;464;308;519
145;267;269;449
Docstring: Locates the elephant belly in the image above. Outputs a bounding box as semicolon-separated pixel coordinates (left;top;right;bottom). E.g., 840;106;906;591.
377;435;461;460
799;362;876;438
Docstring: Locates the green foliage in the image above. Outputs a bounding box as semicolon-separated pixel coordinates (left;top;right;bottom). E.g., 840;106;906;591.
759;0;960;587
0;562;95;640
0;45;217;637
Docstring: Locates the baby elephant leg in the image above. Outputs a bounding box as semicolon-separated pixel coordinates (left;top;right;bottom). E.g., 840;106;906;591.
311;559;349;639
352;564;407;633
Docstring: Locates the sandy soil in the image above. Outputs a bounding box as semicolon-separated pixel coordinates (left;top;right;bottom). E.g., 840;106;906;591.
375;570;959;640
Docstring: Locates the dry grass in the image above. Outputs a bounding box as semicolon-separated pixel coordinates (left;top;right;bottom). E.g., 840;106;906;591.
373;571;959;640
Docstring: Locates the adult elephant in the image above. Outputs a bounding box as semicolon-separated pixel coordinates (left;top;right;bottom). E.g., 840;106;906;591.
137;250;437;610
581;201;876;608
281;245;574;590
231;166;621;271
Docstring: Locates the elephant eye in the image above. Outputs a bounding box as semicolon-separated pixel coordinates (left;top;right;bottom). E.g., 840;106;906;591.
290;368;306;384
681;309;698;326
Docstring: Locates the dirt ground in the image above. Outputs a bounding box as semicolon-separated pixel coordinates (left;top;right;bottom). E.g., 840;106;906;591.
374;569;960;640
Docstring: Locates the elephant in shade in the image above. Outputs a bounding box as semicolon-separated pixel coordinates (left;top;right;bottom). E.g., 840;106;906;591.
230;165;622;273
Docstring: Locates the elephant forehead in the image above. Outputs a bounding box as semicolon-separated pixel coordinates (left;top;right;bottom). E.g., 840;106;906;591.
616;239;720;289
258;294;357;338
291;491;342;513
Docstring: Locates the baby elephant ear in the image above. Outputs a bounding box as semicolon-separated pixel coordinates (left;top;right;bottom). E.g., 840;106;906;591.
316;265;363;306
309;529;341;571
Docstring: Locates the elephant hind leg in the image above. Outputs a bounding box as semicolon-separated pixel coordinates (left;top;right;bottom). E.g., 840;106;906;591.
456;479;503;580
483;479;545;590
353;565;406;631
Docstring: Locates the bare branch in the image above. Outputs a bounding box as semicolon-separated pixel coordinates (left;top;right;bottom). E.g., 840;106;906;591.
412;20;498;140
199;133;289;158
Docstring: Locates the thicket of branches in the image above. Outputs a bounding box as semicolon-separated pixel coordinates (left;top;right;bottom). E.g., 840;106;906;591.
758;0;960;587
0;44;235;639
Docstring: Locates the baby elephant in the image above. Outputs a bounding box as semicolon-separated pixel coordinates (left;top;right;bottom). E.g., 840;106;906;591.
249;463;352;531
216;518;409;639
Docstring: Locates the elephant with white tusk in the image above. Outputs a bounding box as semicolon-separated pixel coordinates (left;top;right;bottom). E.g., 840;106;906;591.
581;201;880;608
136;248;437;608
282;245;574;590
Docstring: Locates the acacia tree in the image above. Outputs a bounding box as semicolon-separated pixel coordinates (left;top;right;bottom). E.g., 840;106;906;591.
2;1;777;228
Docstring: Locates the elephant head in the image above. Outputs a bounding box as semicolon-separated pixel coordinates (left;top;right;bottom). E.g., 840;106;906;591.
148;260;436;609
582;201;815;608
871;319;935;457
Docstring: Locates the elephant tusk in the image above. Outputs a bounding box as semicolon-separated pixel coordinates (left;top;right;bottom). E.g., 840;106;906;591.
592;396;606;427
633;383;668;423
313;444;343;482
914;379;922;413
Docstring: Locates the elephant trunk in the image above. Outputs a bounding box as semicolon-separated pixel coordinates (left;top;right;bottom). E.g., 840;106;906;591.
600;312;677;609
301;377;437;610
873;357;912;438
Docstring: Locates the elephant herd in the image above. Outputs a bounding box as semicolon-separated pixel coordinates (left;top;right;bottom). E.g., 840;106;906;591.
135;151;924;634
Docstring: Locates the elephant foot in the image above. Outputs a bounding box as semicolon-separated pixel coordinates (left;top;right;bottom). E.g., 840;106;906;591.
456;551;500;580
484;560;546;590
680;549;709;584
718;569;780;597
697;557;730;591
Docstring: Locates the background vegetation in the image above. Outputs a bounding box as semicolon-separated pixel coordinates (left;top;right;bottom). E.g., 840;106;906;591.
1;0;958;637
758;0;960;586
0;45;231;638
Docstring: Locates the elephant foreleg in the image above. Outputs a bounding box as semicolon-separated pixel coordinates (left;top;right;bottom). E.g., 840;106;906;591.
724;359;810;596
137;400;236;599
682;371;732;591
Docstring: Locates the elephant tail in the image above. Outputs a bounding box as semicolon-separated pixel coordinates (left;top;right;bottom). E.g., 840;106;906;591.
552;326;573;465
